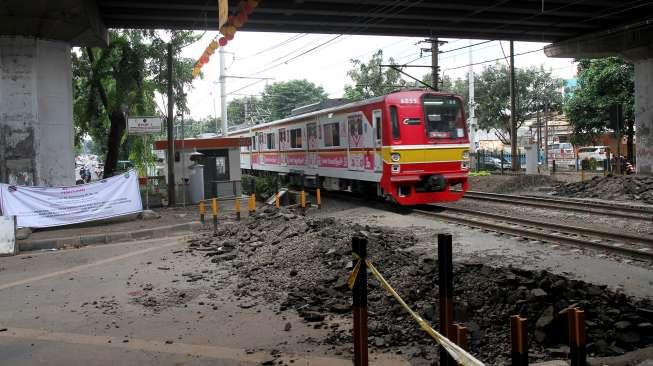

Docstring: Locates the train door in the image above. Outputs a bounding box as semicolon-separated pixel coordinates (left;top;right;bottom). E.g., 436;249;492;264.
307;121;318;169
372;109;382;173
279;128;287;167
348;113;365;171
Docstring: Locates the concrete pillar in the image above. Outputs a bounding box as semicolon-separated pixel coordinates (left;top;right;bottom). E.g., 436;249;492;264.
635;59;653;175
0;36;74;186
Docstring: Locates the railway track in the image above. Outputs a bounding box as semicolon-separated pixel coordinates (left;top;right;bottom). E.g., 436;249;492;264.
414;205;653;260
461;191;653;221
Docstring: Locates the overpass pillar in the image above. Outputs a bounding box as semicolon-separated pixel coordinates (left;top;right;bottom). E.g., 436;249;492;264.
635;59;653;175
0;36;74;186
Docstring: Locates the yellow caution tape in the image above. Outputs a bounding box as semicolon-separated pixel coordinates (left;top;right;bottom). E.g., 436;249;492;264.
346;250;484;366
364;260;486;366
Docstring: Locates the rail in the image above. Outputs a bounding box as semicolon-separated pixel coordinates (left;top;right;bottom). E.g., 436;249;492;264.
462;190;653;221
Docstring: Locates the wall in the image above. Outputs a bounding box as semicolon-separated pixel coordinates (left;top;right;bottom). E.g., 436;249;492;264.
635;59;653;175
0;36;74;186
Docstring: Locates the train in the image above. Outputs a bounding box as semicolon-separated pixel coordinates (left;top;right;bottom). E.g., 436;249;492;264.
231;89;470;205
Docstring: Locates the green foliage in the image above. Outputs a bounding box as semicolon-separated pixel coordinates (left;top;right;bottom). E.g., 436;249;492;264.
344;50;409;101
564;57;634;146
475;64;563;144
261;80;328;121
227;96;268;126
581;158;598;171
241;174;278;200
73;30;199;174
128;136;157;176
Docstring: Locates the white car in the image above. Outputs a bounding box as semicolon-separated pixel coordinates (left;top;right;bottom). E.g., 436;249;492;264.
577;146;610;161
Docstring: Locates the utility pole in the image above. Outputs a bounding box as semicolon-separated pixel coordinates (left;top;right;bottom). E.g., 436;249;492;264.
509;41;517;171
419;37;446;90
219;46;228;136
468;40;476;153
166;42;176;207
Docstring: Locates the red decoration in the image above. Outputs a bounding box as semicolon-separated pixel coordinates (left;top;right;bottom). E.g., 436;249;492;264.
219;37;228;46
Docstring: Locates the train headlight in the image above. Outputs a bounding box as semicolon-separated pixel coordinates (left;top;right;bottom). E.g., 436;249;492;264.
391;153;401;162
462;151;470;160
391;164;400;173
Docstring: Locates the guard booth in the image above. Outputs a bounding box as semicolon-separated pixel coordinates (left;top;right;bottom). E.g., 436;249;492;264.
154;137;249;203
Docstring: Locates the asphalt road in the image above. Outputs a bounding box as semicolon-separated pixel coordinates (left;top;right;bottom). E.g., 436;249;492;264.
0;236;405;365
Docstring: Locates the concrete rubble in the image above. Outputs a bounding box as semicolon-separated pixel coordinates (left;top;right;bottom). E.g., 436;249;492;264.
553;175;653;204
185;207;653;364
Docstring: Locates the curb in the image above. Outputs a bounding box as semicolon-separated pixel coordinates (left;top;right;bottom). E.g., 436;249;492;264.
17;221;203;252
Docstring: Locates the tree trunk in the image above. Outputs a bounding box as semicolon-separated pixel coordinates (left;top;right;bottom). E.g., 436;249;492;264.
103;110;126;178
626;119;634;164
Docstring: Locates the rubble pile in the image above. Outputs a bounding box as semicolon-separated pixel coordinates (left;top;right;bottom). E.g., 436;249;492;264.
187;208;653;364
492;175;562;194
553;175;653;204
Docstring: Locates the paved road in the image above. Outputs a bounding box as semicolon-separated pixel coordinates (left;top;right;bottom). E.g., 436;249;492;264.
0;236;405;365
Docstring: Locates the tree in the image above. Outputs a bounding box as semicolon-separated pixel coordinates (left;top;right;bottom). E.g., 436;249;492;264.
564;57;634;159
73;30;198;178
475;64;563;145
227;96;269;126
344;50;409;101
261;80;328;121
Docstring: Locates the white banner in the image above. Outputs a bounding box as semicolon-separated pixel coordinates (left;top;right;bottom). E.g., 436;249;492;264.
0;171;143;229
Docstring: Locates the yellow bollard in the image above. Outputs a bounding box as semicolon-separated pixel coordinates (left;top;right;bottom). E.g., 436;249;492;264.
211;198;218;231
199;200;206;224
249;193;256;213
275;192;280;209
316;188;321;209
300;190;306;209
234;197;241;221
581;169;585;182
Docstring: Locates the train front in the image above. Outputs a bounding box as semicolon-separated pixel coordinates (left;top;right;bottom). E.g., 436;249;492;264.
381;91;470;205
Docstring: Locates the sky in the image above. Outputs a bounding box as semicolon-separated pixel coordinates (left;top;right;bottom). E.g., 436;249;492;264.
178;31;578;120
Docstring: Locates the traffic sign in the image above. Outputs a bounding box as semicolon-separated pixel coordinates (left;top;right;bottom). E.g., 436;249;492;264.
128;117;162;134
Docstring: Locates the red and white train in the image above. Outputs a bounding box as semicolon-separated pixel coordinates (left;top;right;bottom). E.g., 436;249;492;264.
232;89;470;205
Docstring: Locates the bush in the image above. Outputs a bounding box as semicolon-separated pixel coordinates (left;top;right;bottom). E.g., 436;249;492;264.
242;174;279;201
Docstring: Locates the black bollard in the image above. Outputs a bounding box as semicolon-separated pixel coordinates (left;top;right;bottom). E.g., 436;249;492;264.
438;233;455;366
511;315;529;366
352;236;368;366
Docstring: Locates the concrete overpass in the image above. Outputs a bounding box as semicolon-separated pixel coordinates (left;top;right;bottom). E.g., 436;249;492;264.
1;1;652;185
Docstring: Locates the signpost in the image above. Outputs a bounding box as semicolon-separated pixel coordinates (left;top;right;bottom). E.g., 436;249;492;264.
127;116;162;209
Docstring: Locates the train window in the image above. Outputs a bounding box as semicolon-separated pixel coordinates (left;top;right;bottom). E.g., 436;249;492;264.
307;123;318;149
323;122;340;147
279;129;286;149
390;106;400;140
266;133;276;150
423;95;465;139
251;136;257;150
375;116;381;141
290;128;302;148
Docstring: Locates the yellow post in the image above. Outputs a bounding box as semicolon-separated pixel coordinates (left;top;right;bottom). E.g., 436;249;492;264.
316;188;321;209
581;169;585;181
234;197;241;221
300;190;306;209
250;193;256;212
199;200;206;223
275;192;280;209
211;198;218;231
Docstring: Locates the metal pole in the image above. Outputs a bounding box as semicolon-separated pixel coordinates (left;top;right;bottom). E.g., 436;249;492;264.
431;37;439;91
537;108;542;164
511;315;529;366
166;42;176;207
438;233;455;366
544;104;549;166
509;41;518;172
219;46;228;136
468;40;476;153
181;113;186;207
352;236;368;366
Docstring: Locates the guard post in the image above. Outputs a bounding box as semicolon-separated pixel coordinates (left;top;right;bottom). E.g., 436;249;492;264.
568;308;587;366
199;200;206;224
275;192;280;209
300;190;306;211
211;198;218;232
351;235;368;366
249;193;256;213
438;233;455;366
234;197;241;221
317;188;322;209
510;315;529;366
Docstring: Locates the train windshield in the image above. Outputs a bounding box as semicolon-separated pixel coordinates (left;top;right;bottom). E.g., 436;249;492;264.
423;95;465;139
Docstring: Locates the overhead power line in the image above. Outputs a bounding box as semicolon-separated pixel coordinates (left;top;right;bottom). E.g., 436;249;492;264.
442;47;544;72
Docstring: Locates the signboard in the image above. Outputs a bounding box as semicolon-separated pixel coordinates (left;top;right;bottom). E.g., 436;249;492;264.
0;216;16;256
0;171;143;229
128;117;162;134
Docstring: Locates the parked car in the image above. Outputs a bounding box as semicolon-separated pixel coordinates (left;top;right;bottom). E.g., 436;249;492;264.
547;142;574;161
482;156;512;171
577;146;610;162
